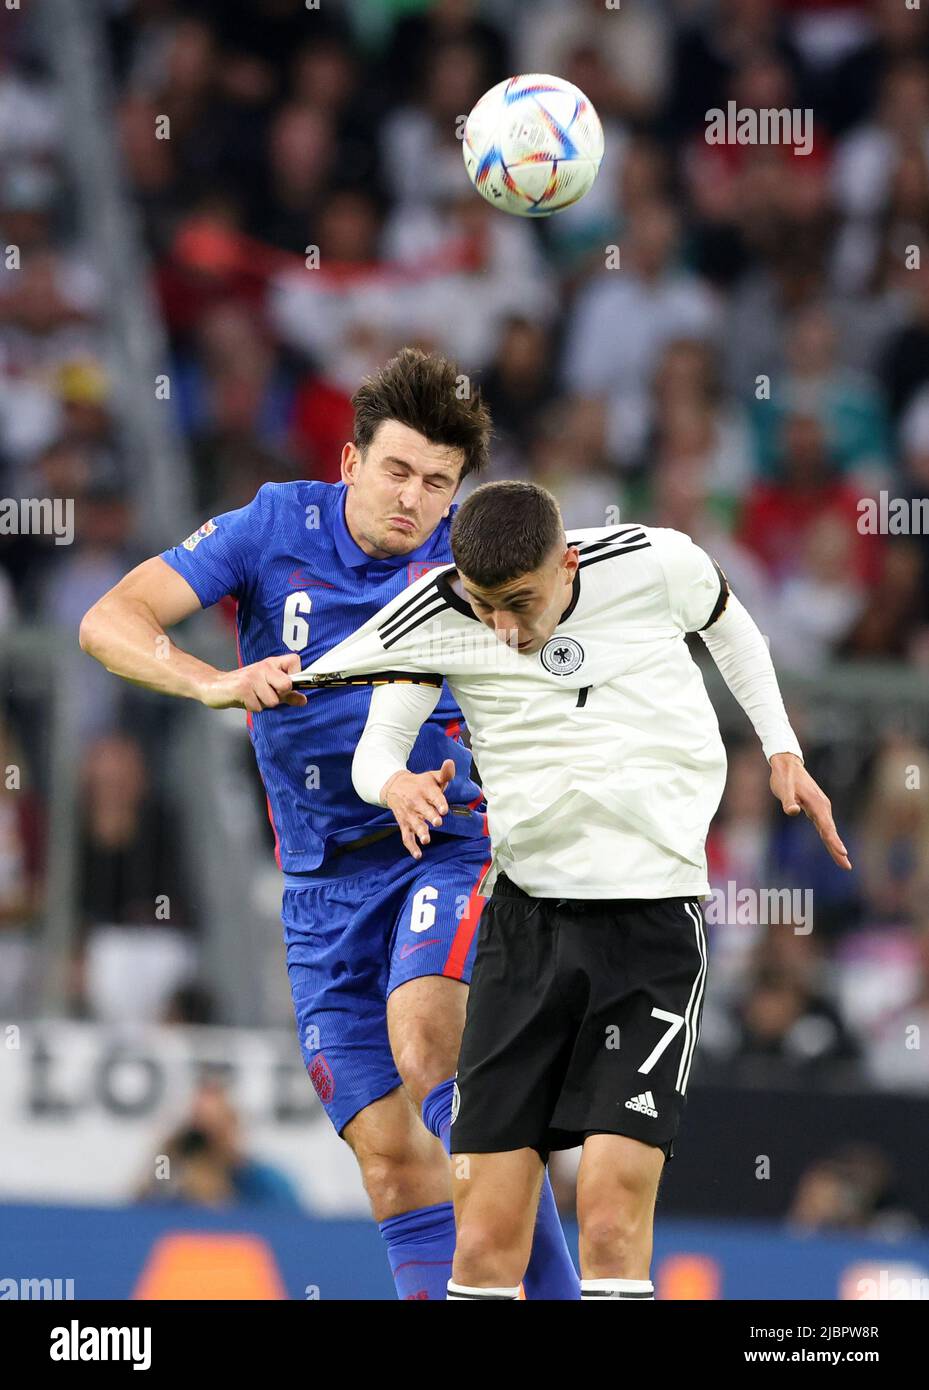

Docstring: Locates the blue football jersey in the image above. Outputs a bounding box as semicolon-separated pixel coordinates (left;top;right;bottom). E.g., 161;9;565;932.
161;481;485;872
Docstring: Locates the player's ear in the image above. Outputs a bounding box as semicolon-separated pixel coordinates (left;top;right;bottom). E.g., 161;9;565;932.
564;545;580;577
340;442;360;485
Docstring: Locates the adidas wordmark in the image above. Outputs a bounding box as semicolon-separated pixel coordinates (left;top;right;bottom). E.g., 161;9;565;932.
624;1090;658;1118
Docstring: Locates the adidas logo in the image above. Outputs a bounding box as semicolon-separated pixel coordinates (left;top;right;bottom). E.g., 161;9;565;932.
624;1090;658;1118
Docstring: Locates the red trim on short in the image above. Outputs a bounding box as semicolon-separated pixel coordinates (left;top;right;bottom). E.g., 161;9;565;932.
442;860;490;980
444;719;461;742
265;793;282;870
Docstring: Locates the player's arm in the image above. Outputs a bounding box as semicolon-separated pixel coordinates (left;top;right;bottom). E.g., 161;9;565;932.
325;669;450;856
697;594;850;870
79;556;306;712
350;682;452;860
356;682;455;862
654;528;851;872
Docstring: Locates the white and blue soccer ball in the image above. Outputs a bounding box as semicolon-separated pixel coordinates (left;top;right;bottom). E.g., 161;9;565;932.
462;73;604;217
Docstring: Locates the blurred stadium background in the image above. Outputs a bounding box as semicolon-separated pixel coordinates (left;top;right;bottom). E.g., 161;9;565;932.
1;0;929;1299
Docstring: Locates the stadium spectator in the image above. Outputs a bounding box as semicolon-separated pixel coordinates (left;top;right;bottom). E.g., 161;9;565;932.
738;412;880;586
478;316;557;474
865;924;929;1093
788;1144;919;1237
561;200;720;453
826;0;929;137
379;36;488;206
705;742;778;1001
838;541;924;662
380;0;510;109
668;0;806;140
730;952;862;1082
518;0;668;125
255;102;337;251
0;719;42;1013
854;737;929;925
751;302;891;481
137;1078;301;1209
172;299;302;508
879;261;929;424
833;58;929;220
77;732;194;1021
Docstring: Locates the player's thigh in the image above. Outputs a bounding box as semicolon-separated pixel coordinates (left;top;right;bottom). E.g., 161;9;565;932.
386;839;490;1098
387;974;468;1104
576;1132;665;1232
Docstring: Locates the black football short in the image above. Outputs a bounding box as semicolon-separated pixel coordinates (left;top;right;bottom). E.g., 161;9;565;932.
450;874;708;1162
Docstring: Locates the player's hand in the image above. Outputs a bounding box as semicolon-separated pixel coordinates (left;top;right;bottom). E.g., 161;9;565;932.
382;759;456;860
769;752;851;871
200;654;308;712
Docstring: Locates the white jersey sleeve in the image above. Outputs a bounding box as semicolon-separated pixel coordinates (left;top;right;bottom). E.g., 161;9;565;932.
351;682;442;806
650;527;803;763
650;527;728;633
699;594;804;763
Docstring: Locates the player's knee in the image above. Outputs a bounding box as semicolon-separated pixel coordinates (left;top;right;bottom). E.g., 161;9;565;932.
394;1037;459;1108
453;1209;531;1287
358;1151;409;1215
578;1208;643;1269
356;1148;445;1222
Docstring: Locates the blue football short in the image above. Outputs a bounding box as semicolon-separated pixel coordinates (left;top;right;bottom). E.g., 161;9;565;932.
283;831;491;1135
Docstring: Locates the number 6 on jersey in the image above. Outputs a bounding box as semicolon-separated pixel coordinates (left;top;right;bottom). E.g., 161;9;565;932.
283;591;312;652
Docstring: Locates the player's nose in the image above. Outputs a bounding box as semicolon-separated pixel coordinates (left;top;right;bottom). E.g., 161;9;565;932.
493;611;519;634
396;477;422;509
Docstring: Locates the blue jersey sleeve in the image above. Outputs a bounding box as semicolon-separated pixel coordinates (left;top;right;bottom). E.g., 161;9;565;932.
160;485;271;607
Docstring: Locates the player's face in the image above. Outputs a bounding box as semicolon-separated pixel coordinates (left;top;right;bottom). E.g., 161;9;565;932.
461;544;580;654
341;421;464;558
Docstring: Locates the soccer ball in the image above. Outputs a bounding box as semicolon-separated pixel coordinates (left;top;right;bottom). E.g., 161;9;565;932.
462;73;604;217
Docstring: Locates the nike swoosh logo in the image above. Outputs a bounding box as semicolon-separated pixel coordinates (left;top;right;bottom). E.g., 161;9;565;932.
399;939;440;959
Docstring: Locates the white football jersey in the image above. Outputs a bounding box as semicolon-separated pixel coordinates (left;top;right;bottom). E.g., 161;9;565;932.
307;525;786;899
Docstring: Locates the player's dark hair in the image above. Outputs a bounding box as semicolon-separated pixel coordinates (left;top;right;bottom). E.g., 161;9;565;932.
451;481;564;587
352;347;491;481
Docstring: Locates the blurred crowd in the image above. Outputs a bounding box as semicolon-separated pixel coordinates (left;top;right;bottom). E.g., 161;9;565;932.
136;1076;300;1210
0;0;927;1109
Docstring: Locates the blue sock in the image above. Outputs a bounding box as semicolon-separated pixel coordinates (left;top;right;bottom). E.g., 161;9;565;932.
422;1077;580;1301
521;1174;580;1300
421;1075;455;1151
378;1203;456;1300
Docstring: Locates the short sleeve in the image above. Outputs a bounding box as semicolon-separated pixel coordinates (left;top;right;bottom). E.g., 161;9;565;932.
651;528;729;634
160;486;269;608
